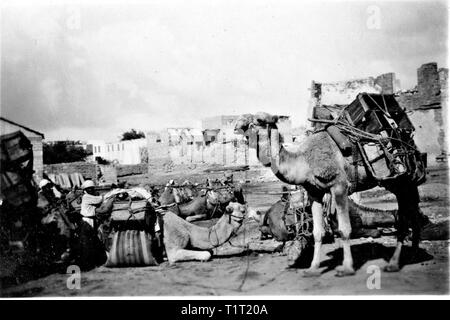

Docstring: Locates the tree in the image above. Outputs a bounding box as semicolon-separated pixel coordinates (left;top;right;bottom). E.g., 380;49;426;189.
120;129;145;141
43;141;91;164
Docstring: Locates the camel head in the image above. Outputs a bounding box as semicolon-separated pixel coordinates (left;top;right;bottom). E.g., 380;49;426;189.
180;180;198;199
204;188;220;205
234;112;280;136
234;113;255;134
247;207;263;223
224;202;247;225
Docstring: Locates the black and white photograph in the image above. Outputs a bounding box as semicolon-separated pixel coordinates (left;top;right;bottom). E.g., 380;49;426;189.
0;0;449;301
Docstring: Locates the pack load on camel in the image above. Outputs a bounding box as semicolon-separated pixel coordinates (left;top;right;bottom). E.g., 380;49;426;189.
1;131;55;284
0;131;36;209
310;93;426;185
94;188;164;268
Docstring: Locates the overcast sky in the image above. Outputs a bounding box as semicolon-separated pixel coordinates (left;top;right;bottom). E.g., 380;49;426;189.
1;0;448;141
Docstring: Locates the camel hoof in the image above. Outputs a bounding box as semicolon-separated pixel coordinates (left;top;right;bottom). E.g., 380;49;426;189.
286;242;302;267
302;268;322;277
384;264;400;272
335;265;356;277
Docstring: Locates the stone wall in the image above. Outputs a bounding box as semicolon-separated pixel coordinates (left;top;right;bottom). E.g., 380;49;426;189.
116;164;148;177
417;63;441;106
408;109;443;162
44;162;97;181
28;136;43;179
375;73;396;94
44;161;148;185
147;137;171;168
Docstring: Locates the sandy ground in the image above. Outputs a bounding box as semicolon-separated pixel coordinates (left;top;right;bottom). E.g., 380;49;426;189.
2;165;449;297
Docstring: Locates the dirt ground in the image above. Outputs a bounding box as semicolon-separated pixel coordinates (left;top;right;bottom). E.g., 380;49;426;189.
2;164;449;297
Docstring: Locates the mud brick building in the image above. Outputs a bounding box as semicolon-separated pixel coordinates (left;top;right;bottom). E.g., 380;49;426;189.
146;115;293;168
0;116;45;179
310;62;448;164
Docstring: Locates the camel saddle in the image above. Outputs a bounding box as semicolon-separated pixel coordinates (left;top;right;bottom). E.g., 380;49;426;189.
310;93;426;185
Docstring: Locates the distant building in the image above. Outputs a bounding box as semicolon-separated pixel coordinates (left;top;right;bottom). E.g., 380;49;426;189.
0;116;45;179
89;138;147;164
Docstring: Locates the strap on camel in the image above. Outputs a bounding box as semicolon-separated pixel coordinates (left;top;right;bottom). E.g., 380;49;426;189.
309;116;420;183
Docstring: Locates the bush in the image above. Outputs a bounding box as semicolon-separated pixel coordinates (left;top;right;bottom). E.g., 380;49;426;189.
120;129;145;141
43;141;90;164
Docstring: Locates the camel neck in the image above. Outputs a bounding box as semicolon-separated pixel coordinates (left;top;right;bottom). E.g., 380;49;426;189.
255;126;308;185
208;215;238;247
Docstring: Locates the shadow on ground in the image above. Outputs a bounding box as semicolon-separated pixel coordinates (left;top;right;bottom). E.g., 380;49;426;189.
289;242;434;274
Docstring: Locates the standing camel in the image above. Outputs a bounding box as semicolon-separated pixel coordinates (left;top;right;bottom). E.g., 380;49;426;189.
235;112;424;276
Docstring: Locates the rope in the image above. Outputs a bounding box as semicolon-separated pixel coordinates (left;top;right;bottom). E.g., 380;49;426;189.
309;118;420;152
236;220;250;292
366;93;391;118
151;183;232;190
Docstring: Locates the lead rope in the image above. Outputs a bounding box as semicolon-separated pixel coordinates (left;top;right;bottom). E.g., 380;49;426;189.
236;217;250;292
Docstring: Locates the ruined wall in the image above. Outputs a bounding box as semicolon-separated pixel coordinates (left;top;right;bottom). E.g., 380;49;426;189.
168;140;259;166
417;63;441;107
408;110;443;163
147;139;171;170
310;62;448;163
439;68;449;153
28;136;43;179
375;73;396;94
202;115;239;130
395;63;448;163
116;164;148;177
309;77;382;123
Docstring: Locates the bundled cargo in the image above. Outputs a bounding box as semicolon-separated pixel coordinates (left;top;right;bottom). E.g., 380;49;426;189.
101;192;164;267
111;199;149;222
1;131;36;208
310;93;426;184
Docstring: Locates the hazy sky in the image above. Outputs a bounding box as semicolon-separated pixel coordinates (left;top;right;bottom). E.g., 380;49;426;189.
1;0;448;141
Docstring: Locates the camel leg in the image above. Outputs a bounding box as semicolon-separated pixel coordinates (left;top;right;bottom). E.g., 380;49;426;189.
385;190;408;272
410;186;422;251
303;200;325;277
166;248;212;264
385;184;422;272
333;184;355;277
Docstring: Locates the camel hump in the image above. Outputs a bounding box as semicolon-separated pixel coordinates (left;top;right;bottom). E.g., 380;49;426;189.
255;112;279;125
